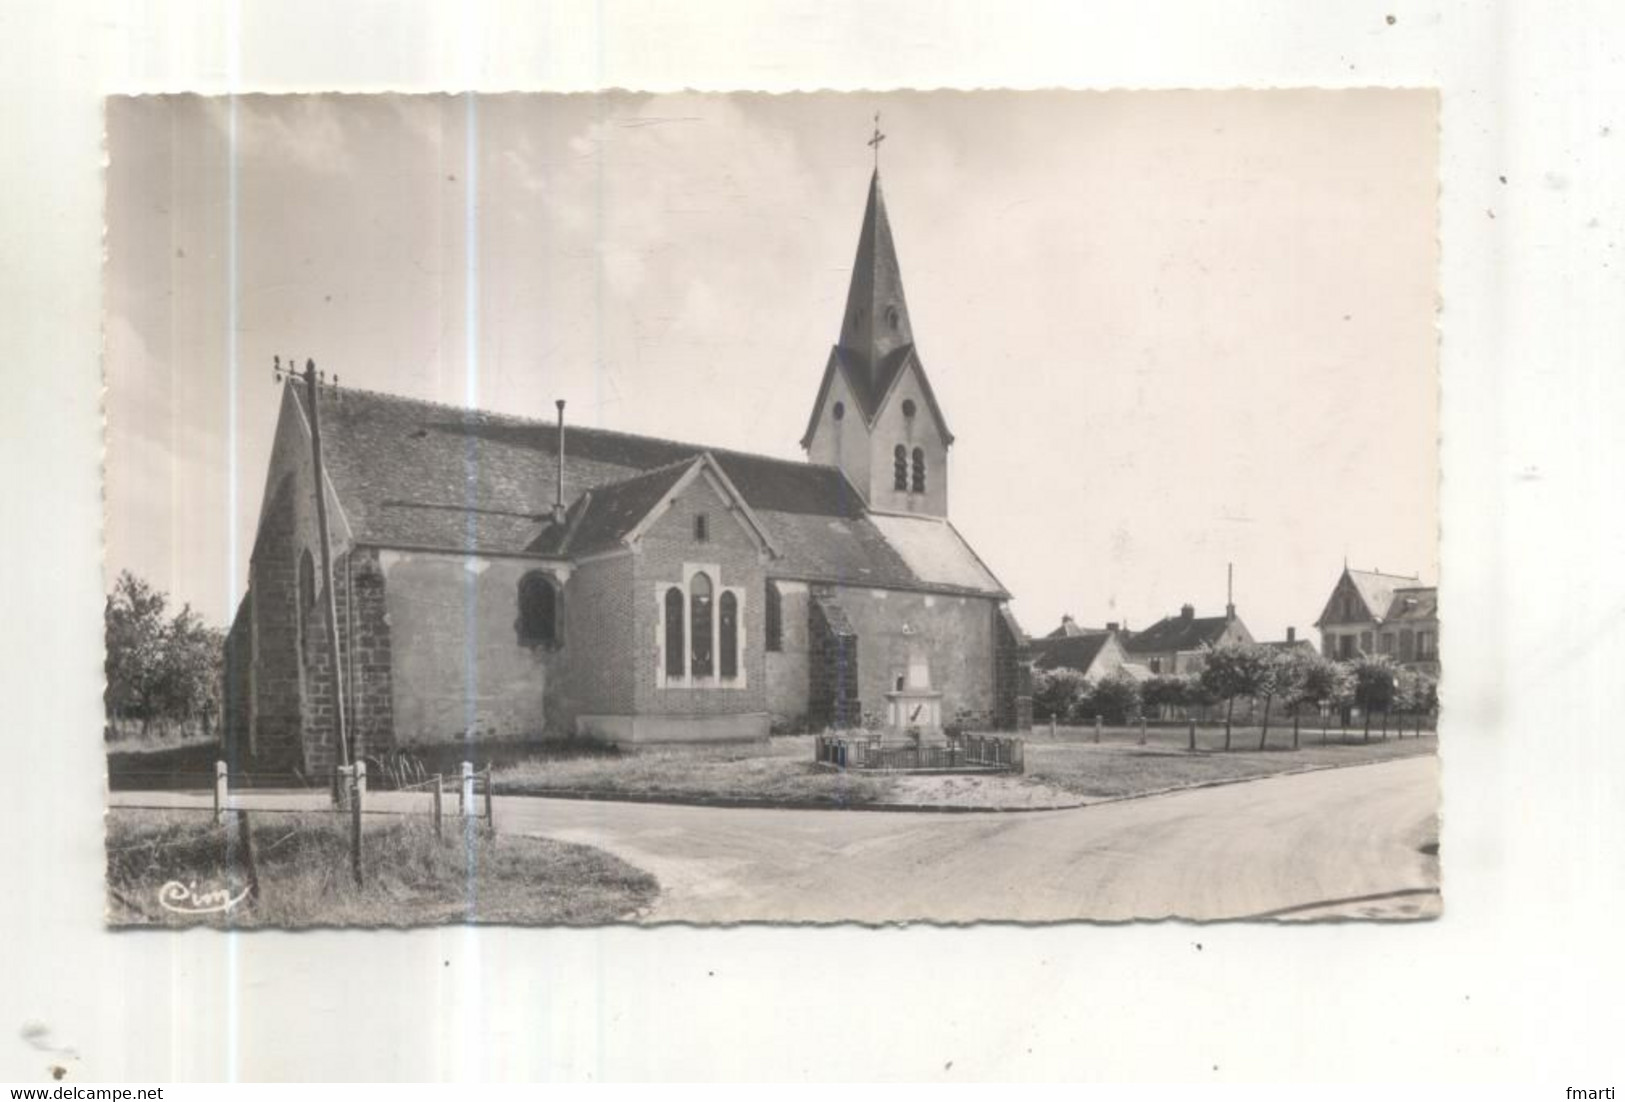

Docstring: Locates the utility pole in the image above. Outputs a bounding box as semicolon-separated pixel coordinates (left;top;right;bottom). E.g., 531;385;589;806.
274;356;351;770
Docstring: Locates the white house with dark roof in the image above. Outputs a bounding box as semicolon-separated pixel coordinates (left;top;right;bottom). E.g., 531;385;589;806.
222;167;1032;773
1314;566;1439;675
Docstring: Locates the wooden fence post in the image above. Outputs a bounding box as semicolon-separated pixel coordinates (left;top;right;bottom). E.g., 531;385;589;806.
1049;715;1057;737
1138;717;1147;745
1188;718;1196;752
350;760;366;888
1094;715;1102;744
236;809;260;907
433;774;443;839
214;760;228;824
483;766;495;834
461;761;474;818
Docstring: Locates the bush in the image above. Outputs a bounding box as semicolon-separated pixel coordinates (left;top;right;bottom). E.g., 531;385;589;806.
1030;667;1089;723
1083;671;1142;725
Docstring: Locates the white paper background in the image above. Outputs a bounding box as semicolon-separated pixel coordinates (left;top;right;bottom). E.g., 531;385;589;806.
2;0;1621;1083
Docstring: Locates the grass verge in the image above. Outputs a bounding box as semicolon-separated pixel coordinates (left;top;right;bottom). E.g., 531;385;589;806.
1024;727;1437;799
493;737;897;806
107;809;658;927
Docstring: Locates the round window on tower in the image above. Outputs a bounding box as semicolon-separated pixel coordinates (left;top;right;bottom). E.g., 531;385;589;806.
901;399;917;419
832;400;845;421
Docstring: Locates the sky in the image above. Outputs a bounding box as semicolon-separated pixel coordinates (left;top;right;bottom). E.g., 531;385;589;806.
104;90;1438;641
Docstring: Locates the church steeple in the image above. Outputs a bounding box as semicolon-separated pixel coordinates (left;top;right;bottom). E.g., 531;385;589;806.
836;169;915;395
802;158;954;518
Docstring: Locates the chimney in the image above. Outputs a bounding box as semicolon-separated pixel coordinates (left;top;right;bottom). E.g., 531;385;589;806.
1286;626;1296;642
1226;562;1236;620
552;399;567;525
1181;603;1195;621
1061;614;1076;630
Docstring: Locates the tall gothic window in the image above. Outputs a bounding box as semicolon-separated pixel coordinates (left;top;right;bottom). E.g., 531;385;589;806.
764;580;783;653
516;572;559;647
664;587;686;678
911;447;926;493
719;592;739;679
690;573;714;677
893;444;908;491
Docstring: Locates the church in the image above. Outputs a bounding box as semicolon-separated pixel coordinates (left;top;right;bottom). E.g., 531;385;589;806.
222;167;1033;775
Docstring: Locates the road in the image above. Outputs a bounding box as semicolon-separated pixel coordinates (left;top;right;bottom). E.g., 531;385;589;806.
110;755;1440;923
497;755;1439;923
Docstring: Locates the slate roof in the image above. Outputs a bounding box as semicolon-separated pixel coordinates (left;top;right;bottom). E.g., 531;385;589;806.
1030;632;1113;674
1383;586;1438;623
291;383;1005;597
1123;614;1235;655
1346;570;1428;622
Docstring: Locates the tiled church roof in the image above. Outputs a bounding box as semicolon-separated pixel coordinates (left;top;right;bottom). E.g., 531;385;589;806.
294;383;1006;597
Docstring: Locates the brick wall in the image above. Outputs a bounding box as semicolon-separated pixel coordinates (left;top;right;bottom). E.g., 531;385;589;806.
221;593;253;768
247;474;307;773
554;552;636;729
379;550;560;744
764;580;810;728
631;474;769;719
824;585;998;730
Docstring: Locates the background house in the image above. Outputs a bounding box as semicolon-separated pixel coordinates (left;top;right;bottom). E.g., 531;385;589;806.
1123;603;1253;676
1314;566;1439;676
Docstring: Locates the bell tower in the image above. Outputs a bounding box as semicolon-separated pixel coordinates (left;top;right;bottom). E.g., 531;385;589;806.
801;152;954;517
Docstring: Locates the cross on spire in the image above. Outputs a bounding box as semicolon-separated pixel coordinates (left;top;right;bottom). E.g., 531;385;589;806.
868;111;886;169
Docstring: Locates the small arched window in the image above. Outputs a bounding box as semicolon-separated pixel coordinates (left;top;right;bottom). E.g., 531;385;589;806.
517;572;559;647
690;573;714;677
911;447;926;493
720;592;739;680
893;444;908;491
901;398;916;419
664;587;686;678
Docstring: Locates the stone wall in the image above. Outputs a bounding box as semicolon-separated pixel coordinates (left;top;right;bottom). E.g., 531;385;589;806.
807;591;861;729
379;549;562;745
824;585;998;730
763;580;810;728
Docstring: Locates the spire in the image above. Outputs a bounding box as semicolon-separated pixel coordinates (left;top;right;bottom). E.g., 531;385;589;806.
836;169;915;397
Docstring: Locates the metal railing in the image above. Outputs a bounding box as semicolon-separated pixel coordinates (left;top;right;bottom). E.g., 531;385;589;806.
813;733;1024;774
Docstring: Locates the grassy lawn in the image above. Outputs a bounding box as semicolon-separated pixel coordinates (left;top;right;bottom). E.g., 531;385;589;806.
491;725;1434;809
493;736;898;806
1024;723;1437;799
107;809;658;927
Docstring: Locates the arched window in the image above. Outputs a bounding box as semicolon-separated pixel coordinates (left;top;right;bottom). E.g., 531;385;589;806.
893;444;908;491
720;592;739;679
764;580;783;653
664;587;686;678
911;447;926;493
517;572;559;647
690;573;714;677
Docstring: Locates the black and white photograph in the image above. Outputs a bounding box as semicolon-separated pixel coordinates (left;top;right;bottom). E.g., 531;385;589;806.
102;90;1440;926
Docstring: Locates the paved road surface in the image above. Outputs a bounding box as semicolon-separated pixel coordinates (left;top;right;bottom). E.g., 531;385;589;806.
111;756;1439;923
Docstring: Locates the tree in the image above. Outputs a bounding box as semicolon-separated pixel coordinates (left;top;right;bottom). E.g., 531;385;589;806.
1085;670;1142;726
1030;667;1089;725
1351;655;1399;742
1141;674;1188;720
105;571;169;733
1199;642;1273;751
1271;650;1318;751
104;571;225;740
1295;655;1348;744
